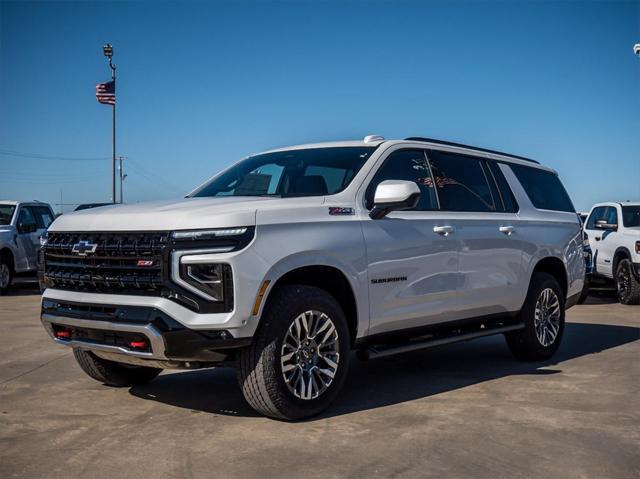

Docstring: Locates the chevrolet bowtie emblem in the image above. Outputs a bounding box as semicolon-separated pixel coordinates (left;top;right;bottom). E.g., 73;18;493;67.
71;241;98;257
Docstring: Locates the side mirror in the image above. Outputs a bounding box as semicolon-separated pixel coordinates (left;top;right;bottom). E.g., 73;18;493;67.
369;180;421;219
595;220;617;231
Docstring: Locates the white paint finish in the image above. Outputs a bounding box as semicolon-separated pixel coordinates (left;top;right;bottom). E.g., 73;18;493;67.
40;138;586;343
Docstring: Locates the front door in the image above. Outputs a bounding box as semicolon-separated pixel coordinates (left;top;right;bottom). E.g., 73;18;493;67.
361;149;461;336
15;206;39;270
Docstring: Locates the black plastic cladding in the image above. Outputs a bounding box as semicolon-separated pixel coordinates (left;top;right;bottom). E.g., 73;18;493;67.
42;227;255;314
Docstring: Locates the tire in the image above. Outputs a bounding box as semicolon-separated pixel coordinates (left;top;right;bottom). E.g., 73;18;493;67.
237;285;351;420
0;256;13;295
616;259;640;305
505;272;565;361
73;348;162;387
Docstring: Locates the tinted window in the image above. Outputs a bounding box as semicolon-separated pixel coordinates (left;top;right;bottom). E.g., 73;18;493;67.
191;147;376;198
427;151;497;212
487;162;519;213
510;164;575;212
605;207;618;226
622;206;640;227
18;207;37;229
0;204;15;225
366;149;438;211
33;206;54;229
586;206;607;229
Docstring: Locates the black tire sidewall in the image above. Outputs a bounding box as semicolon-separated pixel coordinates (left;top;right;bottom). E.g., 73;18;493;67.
253;285;351;419
616;259;640;305
509;273;565;359
0;259;13;294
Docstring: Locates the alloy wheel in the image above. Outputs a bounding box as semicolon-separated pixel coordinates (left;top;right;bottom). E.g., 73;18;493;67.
617;265;631;303
534;288;561;347
280;310;340;400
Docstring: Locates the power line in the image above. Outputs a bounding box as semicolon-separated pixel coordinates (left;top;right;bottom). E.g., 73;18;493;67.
0;148;108;161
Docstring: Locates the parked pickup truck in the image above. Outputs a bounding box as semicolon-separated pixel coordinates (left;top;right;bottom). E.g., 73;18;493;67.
583;202;640;304
39;136;585;420
0;200;55;294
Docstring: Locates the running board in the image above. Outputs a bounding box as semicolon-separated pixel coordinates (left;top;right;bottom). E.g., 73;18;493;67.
358;322;524;361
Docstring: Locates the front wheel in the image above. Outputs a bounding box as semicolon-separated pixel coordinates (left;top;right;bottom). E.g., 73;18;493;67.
73;349;162;387
237;285;351;420
615;259;640;305
0;258;13;295
506;272;565;361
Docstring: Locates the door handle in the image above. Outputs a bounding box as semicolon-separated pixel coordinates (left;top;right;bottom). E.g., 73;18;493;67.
433;225;455;236
595;237;601;241
499;225;515;235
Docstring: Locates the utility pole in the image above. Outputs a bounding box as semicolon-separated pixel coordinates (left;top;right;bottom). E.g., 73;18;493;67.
103;44;116;203
118;156;128;204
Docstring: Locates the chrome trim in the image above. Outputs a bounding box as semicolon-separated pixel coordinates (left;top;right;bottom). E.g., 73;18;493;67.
171;248;233;301
41;313;168;359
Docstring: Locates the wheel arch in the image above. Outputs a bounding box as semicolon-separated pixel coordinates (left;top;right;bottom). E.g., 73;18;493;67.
0;247;15;269
531;256;568;300
612;247;632;273
260;264;360;347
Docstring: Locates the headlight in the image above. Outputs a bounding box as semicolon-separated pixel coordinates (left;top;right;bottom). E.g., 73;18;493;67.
180;263;227;301
171;228;247;241
39;232;48;246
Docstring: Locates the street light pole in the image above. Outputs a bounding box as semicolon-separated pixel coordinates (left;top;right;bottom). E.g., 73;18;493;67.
103;44;116;203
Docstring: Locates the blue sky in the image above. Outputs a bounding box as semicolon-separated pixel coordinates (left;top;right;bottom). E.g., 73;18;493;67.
1;0;638;213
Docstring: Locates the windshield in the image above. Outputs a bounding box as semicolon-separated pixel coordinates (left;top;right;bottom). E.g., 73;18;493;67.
0;205;16;226
190;147;376;198
622;206;640;227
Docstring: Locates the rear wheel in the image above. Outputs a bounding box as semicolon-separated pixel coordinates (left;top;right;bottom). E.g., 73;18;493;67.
616;259;640;305
238;285;350;420
73;349;162;387
506;272;565;361
0;257;13;295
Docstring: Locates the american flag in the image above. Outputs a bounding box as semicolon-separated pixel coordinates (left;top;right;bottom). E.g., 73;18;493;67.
96;80;115;105
419;176;458;188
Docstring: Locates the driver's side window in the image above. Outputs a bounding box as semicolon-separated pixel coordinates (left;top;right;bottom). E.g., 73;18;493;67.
366;149;438;211
586;207;607;230
17;207;37;234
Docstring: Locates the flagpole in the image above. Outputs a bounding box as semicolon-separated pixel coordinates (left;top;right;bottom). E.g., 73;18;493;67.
103;44;116;204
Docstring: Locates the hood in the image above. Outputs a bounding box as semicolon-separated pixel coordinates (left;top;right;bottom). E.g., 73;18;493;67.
49;196;321;232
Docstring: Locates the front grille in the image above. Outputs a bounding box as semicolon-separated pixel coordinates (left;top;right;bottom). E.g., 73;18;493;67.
43;232;169;295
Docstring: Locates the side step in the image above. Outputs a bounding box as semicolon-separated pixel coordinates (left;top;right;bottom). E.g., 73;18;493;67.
358;322;524;361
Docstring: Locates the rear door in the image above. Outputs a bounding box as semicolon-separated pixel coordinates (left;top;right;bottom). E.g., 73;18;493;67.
15;206;39;270
362;148;461;336
425;150;525;316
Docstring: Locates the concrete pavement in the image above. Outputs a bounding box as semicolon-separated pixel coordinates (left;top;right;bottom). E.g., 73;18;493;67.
1;285;638;478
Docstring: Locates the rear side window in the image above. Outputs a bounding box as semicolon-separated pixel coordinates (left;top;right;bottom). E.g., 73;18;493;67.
33;206;54;229
426;151;497;212
509;164;575;213
487;162;518;213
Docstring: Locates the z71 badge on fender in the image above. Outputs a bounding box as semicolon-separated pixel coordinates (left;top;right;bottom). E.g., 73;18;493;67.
371;276;407;284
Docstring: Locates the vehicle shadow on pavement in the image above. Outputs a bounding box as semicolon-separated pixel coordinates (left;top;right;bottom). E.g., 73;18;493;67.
3;281;41;297
129;321;639;419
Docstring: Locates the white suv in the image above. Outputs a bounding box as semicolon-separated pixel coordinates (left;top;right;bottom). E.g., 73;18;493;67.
583;202;640;304
40;136;585;419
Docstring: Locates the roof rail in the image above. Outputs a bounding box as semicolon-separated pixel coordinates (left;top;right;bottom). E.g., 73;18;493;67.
404;137;539;164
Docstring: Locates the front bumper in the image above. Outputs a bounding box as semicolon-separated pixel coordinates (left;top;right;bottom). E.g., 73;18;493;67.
41;298;251;368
